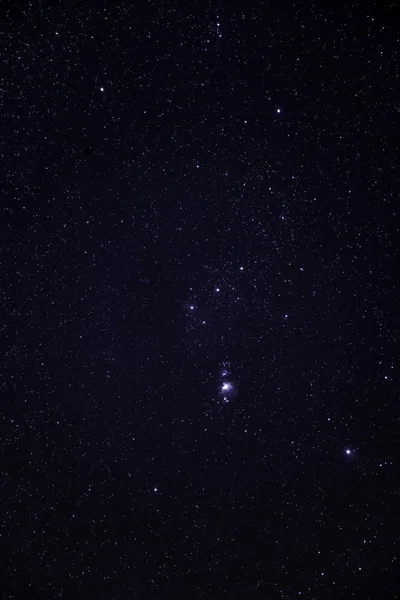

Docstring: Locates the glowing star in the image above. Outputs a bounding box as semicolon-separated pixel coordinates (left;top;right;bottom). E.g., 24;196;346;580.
345;449;352;455
221;382;232;392
277;108;281;113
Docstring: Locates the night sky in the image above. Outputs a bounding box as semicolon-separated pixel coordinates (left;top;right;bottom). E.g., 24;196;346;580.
1;1;399;598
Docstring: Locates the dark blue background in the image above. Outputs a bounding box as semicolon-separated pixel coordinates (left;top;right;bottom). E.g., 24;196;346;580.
0;0;398;598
